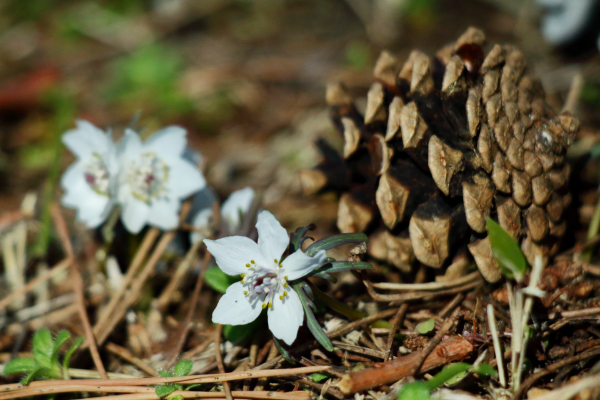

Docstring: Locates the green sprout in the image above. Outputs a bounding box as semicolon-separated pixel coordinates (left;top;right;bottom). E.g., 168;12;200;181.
155;360;200;400
3;328;84;384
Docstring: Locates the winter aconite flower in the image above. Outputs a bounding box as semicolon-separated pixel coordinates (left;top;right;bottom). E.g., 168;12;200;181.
205;210;326;345
61;120;118;228
117;126;206;233
190;187;255;243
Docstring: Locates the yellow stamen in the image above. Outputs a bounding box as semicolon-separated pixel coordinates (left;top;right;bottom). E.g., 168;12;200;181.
283;282;289;287
262;303;267;309
279;295;283;300
274;259;278;263
246;263;251;268
240;273;245;278
251;260;255;264
285;276;288;280
283;291;287;296
268;302;273;308
244;291;248;295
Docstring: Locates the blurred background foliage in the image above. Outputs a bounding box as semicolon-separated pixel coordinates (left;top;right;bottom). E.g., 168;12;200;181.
0;0;598;235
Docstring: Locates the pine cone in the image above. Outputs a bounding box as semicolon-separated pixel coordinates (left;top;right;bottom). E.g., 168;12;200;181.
302;27;579;282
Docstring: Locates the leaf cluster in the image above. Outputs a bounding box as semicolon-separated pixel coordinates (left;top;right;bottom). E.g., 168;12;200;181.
155;360;200;400
3;328;84;384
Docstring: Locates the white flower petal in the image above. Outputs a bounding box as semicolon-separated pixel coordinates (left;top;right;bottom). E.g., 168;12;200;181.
118;129;143;165
267;289;304;345
256;210;289;264
60;163;112;228
281;249;327;281
221;187;255;231
212;282;263;325
62;120;112;160
191;208;214;243
121;198;150;234
144;126;187;158
148;198;180;231
204;236;267;276
168;158;206;200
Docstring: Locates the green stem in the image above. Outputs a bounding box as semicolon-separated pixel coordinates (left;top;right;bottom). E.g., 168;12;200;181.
101;205;122;244
582;194;600;262
307;281;391;329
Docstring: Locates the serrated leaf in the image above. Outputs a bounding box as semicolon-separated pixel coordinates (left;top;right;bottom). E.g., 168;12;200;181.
309;372;331;383
32;328;54;367
173;360;192;377
416;319;435;335
273;337;295;364
308;261;374;277
425;363;472;390
289;224;315;254
473;363;498;377
3;358;38;375
63;336;84;372
304;233;368;257
155;384;178;398
205;266;239;294
292;283;333;352
486;218;527;282
51;331;70;363
158;370;174;378
397;382;430;400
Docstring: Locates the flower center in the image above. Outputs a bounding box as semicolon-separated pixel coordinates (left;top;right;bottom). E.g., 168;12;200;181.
127;152;169;204
84;153;110;196
241;259;288;309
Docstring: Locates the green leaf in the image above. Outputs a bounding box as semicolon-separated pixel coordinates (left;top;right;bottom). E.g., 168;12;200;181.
416;319;435;335
21;368;43;385
158;370;175;378
185;384;202;391
292;283;333;352
3;358;38;375
173;360;193;377
444;370;467;386
51;331;71;363
308;261;374;277
305;233;368;257
169;395;184;400
155;384;178;398
425;363;472;390
205;266;239;294
289;224;315;254
486;218;527;282
273;337;295;364
397;382;430;400
309;372;331;383
32;328;54;367
473;363;498;377
63;336;84;372
223;315;264;344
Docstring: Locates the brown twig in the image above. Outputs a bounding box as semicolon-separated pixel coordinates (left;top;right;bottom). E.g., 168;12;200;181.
338;335;474;393
166;250;211;368
514;346;600;399
332;341;385;359
105;342;159;377
51;203;107;380
157;240;203;311
97;230;176;345
93;228;160;340
363;278;481;302
0;258;71;310
409;306;461;377
284;377;344;400
214;325;233;400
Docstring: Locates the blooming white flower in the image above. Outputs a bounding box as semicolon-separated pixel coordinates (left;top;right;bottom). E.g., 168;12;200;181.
60;120;118;228
116;126;206;233
190;187;255;243
205;210;327;345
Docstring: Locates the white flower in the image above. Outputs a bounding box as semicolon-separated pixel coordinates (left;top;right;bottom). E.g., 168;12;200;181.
116;126;206;233
60;120;118;228
190;187;255;243
205;210;327;345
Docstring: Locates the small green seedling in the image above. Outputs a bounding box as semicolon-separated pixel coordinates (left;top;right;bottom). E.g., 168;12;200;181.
397;362;498;400
486;218;528;282
416;319;436;335
155;360;200;399
3;328;84;384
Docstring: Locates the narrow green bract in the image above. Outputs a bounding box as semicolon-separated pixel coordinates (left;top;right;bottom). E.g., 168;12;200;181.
486;218;527;282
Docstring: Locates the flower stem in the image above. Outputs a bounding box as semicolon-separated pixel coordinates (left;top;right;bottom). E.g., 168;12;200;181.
306;281;391;329
102;205;122;244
